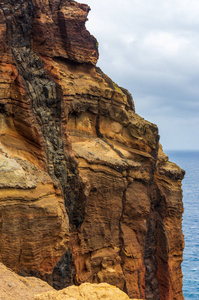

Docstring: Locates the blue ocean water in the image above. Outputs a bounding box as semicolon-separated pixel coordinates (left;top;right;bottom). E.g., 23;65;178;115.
166;151;199;300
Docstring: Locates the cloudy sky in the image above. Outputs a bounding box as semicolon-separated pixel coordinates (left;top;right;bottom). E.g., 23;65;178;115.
79;0;199;151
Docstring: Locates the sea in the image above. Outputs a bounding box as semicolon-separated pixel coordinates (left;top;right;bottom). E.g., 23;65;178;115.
165;151;199;300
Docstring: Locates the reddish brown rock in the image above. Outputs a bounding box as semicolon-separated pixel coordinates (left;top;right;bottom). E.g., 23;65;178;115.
0;1;184;300
32;0;98;64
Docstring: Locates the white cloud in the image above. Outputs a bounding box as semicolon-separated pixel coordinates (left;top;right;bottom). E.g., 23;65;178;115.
143;32;188;56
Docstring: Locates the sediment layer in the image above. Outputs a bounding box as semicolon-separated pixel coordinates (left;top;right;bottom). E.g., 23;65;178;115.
0;1;185;299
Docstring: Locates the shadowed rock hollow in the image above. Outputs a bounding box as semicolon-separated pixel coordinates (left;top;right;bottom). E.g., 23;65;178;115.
0;0;185;299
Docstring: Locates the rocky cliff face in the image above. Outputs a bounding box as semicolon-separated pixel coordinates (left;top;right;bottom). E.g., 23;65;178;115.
0;1;185;299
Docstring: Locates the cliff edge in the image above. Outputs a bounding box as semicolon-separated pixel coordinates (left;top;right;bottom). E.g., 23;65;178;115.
0;1;185;299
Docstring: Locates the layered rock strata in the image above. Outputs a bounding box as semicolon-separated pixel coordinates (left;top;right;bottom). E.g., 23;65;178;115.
0;1;185;299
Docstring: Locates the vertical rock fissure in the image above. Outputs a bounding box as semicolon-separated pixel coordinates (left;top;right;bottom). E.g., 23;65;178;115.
95;98;103;138
144;136;160;300
119;185;127;293
144;216;160;300
118;171;131;295
95;97;132;293
1;0;81;287
137;270;142;299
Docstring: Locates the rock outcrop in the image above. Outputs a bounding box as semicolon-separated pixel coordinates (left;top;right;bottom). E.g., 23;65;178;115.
0;1;185;300
0;262;53;300
0;262;139;300
34;282;135;300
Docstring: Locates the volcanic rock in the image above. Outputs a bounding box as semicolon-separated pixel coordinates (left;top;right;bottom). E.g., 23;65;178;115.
0;1;185;300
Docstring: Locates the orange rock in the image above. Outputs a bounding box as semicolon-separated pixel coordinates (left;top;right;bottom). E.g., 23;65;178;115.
0;0;185;299
0;140;69;279
32;0;99;64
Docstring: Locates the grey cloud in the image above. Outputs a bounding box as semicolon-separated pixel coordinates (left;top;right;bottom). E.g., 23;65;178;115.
79;0;199;150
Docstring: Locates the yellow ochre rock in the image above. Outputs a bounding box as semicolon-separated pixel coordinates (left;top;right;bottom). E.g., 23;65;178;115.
34;282;140;300
0;263;53;300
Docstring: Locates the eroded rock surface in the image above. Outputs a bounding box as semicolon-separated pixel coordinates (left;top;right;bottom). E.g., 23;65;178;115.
34;282;135;300
0;1;185;299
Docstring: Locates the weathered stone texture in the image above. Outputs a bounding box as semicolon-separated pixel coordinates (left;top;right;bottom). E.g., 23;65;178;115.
0;1;185;299
0;262;54;300
1;263;139;300
34;282;134;300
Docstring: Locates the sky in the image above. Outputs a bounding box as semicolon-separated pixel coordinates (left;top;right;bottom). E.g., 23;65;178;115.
78;0;199;150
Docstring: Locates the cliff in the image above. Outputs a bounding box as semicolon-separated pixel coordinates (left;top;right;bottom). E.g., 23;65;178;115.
0;1;185;299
